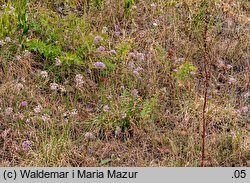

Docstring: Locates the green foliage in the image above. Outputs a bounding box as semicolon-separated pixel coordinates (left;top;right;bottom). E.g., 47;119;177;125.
93;0;104;9
29;9;88;49
27;39;62;60
116;40;132;60
0;3;18;38
100;57;116;75
124;0;134;16
61;52;83;66
140;94;158;119
176;62;198;81
15;0;29;37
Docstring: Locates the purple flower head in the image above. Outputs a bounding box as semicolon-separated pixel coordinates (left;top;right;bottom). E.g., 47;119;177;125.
131;89;139;97
135;67;143;72
190;71;196;75
136;52;145;61
0;40;5;46
94;62;106;69
21;101;28;107
97;46;105;52
115;31;121;36
94;35;103;42
128;61;135;69
5;37;11;43
218;59;225;68
133;70;140;76
226;64;233;70
22;140;31;151
128;52;136;59
107;95;112;100
55;58;62;66
241;106;249;113
228;77;237;84
235;109;241;114
114;25;120;31
103;105;110;112
133;67;143;77
109;50;116;54
5;107;13;116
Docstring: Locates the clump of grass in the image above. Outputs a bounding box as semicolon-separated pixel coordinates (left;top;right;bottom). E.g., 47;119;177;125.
0;0;249;167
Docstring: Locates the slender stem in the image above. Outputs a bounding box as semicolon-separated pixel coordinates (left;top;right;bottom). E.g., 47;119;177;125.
201;2;209;167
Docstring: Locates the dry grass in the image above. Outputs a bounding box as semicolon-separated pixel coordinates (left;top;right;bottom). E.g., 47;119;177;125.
0;0;249;167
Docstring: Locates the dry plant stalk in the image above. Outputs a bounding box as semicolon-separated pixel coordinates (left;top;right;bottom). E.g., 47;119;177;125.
201;1;210;167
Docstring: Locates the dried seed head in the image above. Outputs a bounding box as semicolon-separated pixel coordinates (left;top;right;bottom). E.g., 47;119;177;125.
85;132;95;141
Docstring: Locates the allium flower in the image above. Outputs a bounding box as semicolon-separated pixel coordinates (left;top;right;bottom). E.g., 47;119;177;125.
94;35;103;42
22;140;31;151
102;27;108;33
85;132;95;141
5;37;11;43
5;107;13;116
34;104;42;113
244;92;250;98
103;105;110;112
50;83;59;90
128;52;136;59
151;3;157;8
226;64;233;70
21;101;28;107
16;83;24;91
59;85;66;93
107;95;112;100
75;74;84;88
0;40;5;46
94;62;106;69
218;59;225;68
131;89;139;97
55;58;62;66
173;69;178;72
71;109;78;116
1;129;10;139
132;5;137;9
42;114;50;122
97;46;105;52
153;22;158;27
120;112;127;119
40;71;48;78
190;71;196;75
109;50;116;54
115;126;122;137
241;106;249;113
133;67;143;76
63;111;70;119
128;61;135;69
115;31;121;36
133;70;140;76
228;77;237;84
136;52;145;60
26;118;31;123
135;67;143;72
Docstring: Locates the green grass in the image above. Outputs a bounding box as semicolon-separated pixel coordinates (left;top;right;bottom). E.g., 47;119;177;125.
0;0;249;167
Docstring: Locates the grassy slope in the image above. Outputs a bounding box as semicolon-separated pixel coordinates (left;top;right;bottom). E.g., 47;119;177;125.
0;0;249;166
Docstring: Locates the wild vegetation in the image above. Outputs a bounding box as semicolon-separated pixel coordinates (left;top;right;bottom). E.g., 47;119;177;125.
0;0;249;166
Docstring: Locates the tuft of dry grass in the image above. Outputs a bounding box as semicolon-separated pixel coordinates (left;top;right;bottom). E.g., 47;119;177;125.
0;0;249;167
